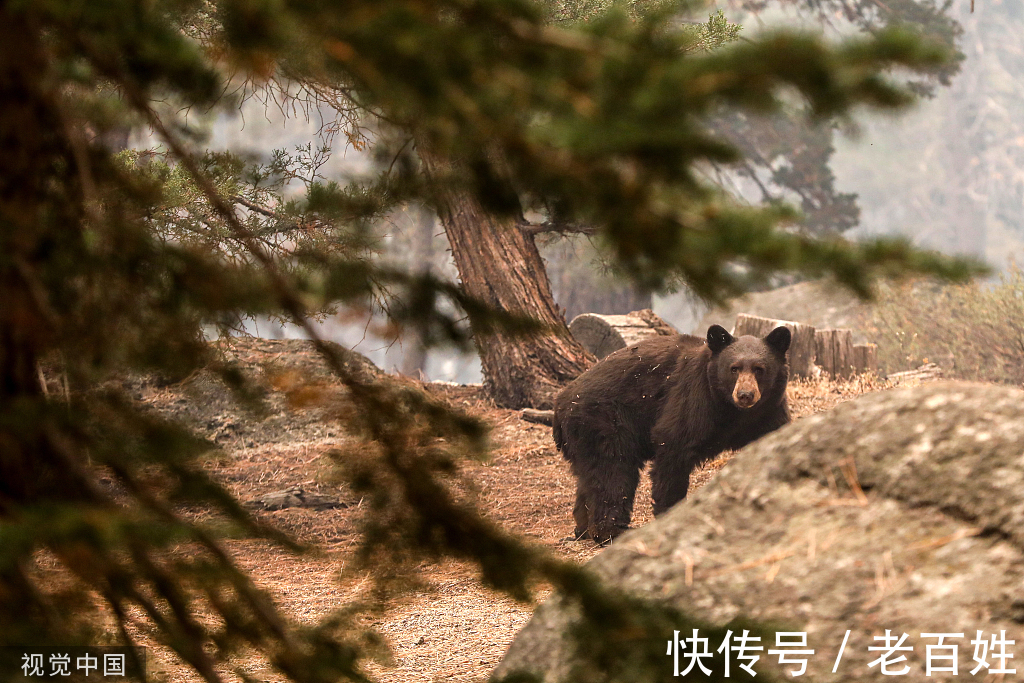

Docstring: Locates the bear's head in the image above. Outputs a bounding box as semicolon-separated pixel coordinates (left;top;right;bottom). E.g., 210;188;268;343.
706;324;791;409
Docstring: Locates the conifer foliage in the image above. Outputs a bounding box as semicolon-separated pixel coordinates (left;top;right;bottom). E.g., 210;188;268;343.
0;0;981;682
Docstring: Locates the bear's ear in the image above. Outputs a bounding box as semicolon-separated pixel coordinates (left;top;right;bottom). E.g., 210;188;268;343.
764;326;792;356
706;325;735;354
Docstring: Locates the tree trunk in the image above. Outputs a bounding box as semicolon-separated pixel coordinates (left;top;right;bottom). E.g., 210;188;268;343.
420;151;594;408
0;11;69;508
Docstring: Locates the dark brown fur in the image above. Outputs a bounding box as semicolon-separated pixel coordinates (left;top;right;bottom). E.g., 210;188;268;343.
553;325;791;544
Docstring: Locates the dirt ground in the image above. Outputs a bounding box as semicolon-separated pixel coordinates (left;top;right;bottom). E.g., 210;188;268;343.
119;338;919;683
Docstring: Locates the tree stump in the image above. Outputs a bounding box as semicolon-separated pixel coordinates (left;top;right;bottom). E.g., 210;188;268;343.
853;343;878;375
732;314;817;379
815;328;856;379
567;309;677;360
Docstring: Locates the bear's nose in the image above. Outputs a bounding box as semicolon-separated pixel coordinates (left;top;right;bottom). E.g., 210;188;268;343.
735;389;756;406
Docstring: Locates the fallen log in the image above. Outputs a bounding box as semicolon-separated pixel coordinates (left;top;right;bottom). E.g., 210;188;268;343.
246;486;348;511
521;408;554;425
568;309;676;360
888;362;943;383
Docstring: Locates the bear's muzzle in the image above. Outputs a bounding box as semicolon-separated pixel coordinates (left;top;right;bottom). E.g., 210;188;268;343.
733;371;761;408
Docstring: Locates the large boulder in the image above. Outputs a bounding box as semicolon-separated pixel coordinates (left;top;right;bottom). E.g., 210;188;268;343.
496;382;1024;682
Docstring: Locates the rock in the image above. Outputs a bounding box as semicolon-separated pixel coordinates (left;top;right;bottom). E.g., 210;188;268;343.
130;337;390;451
495;382;1024;682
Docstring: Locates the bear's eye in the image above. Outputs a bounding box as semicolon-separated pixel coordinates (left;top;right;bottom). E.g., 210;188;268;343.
731;366;740;374
753;366;765;376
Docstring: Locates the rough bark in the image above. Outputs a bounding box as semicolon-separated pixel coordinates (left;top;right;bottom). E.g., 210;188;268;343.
853;342;878;375
815;328;856;379
420;151;594;408
496;381;1024;683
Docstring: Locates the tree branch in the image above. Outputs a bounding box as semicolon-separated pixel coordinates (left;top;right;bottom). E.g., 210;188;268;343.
231;194;283;220
521;220;598;237
230;194;324;237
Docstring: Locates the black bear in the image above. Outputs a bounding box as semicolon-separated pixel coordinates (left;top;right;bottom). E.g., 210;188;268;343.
553;324;791;544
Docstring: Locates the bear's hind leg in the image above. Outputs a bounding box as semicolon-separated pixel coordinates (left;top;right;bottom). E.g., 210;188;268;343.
565;423;645;544
581;461;641;544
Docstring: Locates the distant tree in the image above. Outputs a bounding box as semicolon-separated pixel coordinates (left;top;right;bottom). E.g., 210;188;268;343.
490;0;965;334
707;0;964;238
0;2;983;683
833;0;1024;259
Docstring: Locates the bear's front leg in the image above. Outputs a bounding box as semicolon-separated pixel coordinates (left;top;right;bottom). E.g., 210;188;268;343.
572;490;591;540
649;451;697;516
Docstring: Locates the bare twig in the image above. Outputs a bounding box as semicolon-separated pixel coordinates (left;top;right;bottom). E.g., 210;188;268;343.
231;193;284;220
521;220;598;237
703;547;797;579
907;526;983;551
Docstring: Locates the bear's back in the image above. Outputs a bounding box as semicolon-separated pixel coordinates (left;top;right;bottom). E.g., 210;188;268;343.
600;333;705;381
553;334;707;453
563;333;704;402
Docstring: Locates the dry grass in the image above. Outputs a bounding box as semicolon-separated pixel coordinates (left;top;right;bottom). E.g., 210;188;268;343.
75;343;927;683
869;270;1024;383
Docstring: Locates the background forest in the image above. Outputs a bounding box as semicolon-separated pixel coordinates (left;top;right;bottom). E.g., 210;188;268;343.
199;0;1021;383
